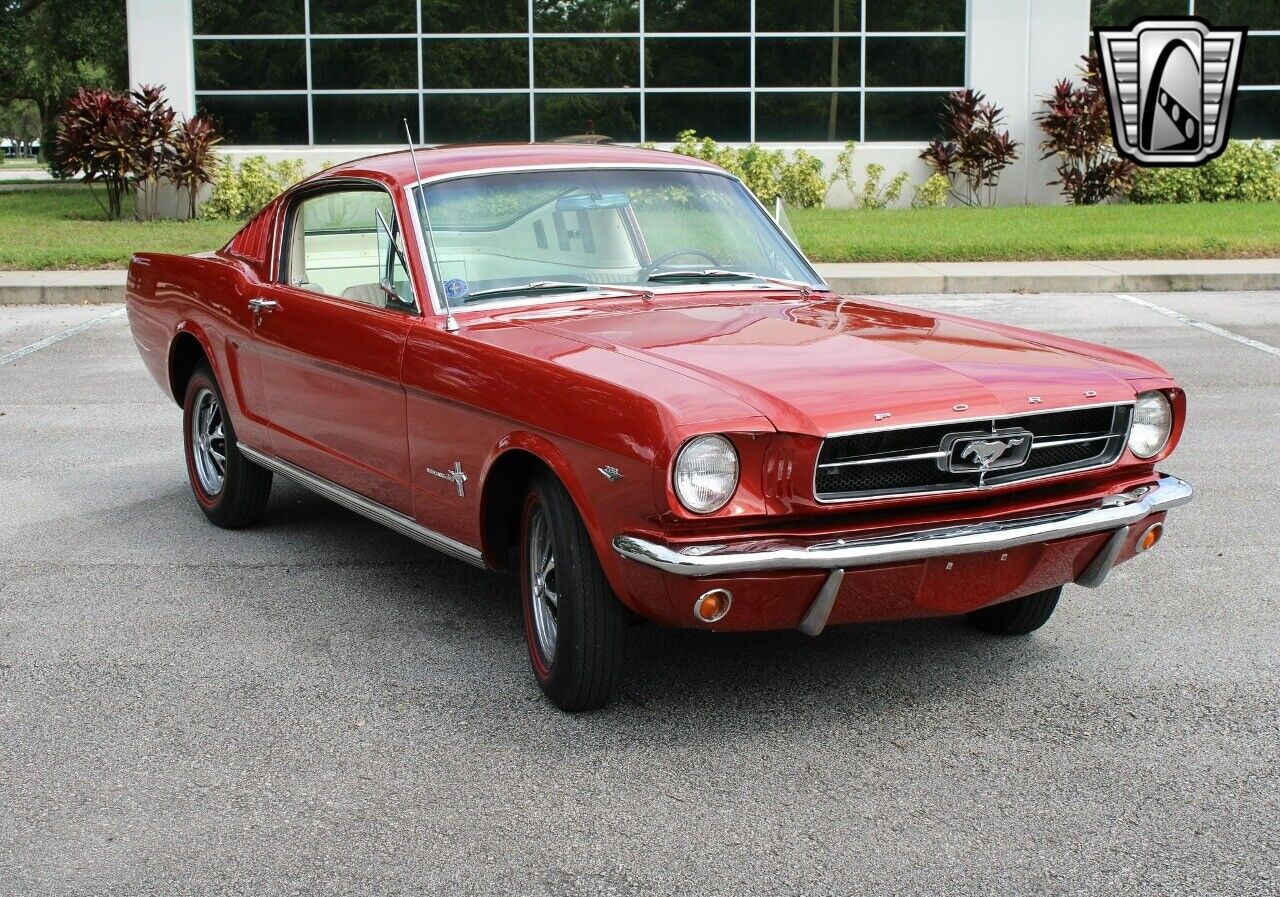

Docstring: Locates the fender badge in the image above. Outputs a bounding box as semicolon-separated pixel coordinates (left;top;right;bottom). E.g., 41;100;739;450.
1027;396;1043;405
874;412;891;421
426;461;468;497
598;466;623;482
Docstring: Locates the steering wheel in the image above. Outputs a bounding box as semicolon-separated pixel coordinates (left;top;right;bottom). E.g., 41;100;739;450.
639;248;724;280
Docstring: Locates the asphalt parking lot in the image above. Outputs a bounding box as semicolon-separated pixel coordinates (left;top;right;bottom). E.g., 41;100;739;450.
1;292;1276;896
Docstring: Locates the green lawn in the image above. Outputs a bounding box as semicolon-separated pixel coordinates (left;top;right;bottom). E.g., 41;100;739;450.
0;185;237;270
2;184;1279;271
791;201;1280;263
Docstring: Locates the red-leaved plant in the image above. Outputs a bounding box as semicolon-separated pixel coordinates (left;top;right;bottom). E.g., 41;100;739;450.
920;90;1020;207
52;85;221;221
51;88;142;220
131;85;178;221
1037;54;1136;205
165;116;223;220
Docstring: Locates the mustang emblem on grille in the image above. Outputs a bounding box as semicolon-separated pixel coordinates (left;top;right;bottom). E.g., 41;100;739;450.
961;437;1027;470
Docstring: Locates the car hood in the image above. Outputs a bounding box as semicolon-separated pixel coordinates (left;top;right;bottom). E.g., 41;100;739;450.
519;295;1153;435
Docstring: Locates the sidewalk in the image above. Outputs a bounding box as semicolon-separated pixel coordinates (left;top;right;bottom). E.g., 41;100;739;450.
3;260;1280;305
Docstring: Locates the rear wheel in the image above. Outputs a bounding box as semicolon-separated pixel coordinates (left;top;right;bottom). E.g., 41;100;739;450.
967;586;1062;636
182;362;272;529
520;473;627;712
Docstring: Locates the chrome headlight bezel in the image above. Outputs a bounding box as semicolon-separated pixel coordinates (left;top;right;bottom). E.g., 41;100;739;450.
1128;390;1173;459
673;434;740;514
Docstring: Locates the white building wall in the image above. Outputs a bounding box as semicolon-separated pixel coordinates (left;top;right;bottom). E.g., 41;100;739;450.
126;0;196;118
126;0;1094;207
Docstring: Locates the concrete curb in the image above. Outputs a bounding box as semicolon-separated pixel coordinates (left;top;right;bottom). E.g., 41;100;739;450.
0;271;128;306
817;259;1280;295
3;260;1280;305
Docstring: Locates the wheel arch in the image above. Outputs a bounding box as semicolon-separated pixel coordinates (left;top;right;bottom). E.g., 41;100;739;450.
477;434;611;577
167;325;216;405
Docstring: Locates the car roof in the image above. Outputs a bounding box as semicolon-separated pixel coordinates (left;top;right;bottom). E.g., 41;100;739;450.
315;143;725;188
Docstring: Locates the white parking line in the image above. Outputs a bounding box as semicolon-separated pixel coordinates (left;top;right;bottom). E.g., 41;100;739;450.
0;307;126;367
1113;293;1280;360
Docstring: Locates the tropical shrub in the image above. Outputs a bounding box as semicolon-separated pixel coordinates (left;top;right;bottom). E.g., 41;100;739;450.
201;155;307;220
51;85;220;220
921;90;1020;207
51;88;141;220
1037;54;1135;205
166;116;223;219
670;130;827;208
912;172;951;209
1130;140;1280;204
130;85;178;221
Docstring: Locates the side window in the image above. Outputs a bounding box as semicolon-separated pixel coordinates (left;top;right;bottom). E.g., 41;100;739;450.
284;188;415;312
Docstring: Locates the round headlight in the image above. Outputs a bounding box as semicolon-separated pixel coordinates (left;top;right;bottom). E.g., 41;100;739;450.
1128;390;1173;459
673;435;740;514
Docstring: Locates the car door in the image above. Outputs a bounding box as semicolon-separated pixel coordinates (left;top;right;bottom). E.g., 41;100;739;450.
251;183;419;514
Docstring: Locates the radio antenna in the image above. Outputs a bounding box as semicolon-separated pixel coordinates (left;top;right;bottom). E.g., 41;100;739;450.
404;119;457;332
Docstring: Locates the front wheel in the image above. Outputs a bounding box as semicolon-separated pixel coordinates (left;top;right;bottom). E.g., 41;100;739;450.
520;473;627;712
182;362;272;529
967;586;1062;636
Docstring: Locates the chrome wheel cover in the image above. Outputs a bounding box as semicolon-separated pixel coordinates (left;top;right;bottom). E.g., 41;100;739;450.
190;387;227;496
527;505;559;662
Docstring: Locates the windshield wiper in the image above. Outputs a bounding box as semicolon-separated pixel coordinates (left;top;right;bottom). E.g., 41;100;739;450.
459;280;655;304
646;269;823;294
645;269;757;282
459;281;591;303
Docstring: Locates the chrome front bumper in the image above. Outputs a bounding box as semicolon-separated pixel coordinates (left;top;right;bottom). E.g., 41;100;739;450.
613;475;1193;578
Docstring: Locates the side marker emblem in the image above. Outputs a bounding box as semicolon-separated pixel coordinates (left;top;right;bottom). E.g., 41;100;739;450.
425;461;468;497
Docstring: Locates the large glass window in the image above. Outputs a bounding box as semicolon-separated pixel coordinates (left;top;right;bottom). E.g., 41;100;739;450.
756;38;860;88
309;0;415;34
194;0;972;145
424;95;531;143
534;94;641;142
310;39;417;90
195;40;306;91
424;39;528;90
646;93;750;142
533;0;639;33
756;0;859;33
313;95;420;144
645;39;749;89
196;95;309;145
534;39;640;89
646;0;749;33
421;0;526;33
756;93;859;142
193;0;305;35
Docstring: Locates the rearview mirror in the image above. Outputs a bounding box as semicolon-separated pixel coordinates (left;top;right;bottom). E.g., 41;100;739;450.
555;192;631;212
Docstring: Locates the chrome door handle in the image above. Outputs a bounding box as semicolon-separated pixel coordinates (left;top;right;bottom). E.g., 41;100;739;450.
248;298;279;313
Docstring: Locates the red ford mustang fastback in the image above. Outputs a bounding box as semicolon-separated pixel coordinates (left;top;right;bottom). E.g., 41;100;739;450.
125;144;1192;711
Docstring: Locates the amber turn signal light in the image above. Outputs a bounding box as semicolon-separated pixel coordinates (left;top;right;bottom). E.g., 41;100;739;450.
1137;522;1163;553
693;588;732;623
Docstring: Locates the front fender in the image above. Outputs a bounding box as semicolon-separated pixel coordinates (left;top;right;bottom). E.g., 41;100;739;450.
479;430;674;623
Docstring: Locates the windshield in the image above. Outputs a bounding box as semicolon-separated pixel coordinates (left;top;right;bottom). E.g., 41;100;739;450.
412;168;824;309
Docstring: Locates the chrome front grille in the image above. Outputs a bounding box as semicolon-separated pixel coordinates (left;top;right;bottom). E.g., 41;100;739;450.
814;404;1133;502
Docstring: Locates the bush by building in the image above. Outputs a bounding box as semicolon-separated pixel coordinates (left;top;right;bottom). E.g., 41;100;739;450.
1129;140;1280;204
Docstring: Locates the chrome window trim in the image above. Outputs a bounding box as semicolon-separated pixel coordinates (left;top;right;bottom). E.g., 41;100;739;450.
274;176;424;316
812;401;1136;505
401;162;829;318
